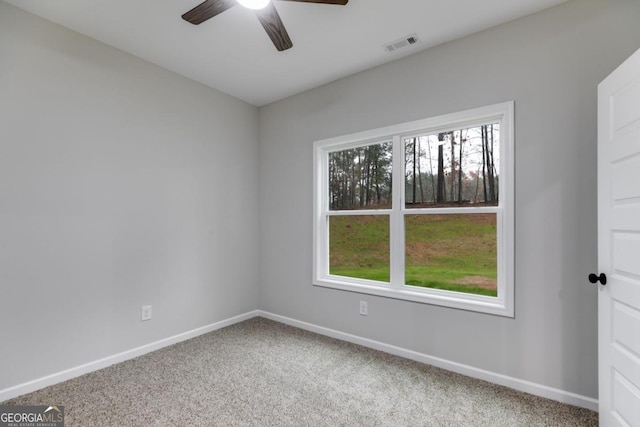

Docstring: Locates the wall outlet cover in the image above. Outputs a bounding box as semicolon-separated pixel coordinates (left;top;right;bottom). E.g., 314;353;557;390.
141;305;152;321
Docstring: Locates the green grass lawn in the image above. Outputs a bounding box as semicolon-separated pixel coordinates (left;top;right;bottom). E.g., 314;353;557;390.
329;213;497;297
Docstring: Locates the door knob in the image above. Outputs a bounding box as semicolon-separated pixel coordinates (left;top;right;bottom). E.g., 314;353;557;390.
588;273;607;285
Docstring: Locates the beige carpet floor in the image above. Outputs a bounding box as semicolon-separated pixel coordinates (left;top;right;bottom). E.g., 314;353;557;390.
3;317;598;426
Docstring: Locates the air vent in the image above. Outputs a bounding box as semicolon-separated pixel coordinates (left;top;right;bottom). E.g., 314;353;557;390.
383;33;420;53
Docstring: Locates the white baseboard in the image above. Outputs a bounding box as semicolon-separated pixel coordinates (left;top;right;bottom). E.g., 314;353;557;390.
1;308;598;413
256;310;599;412
0;310;259;403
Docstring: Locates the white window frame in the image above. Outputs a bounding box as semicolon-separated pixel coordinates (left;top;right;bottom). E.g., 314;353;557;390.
313;102;514;317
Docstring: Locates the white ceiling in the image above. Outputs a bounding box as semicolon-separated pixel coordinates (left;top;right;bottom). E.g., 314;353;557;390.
4;0;567;106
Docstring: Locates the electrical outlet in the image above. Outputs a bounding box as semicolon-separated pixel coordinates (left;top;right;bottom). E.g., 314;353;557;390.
359;301;368;316
141;305;152;321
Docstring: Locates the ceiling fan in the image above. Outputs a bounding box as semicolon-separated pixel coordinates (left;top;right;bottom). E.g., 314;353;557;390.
182;0;349;52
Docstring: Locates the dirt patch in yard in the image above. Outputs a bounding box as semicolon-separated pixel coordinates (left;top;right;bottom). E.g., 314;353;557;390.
452;276;497;290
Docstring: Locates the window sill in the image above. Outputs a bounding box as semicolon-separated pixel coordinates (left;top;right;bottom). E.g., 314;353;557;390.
313;277;514;318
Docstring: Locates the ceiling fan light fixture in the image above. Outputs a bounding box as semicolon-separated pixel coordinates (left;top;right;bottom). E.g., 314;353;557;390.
237;0;271;10
183;0;348;52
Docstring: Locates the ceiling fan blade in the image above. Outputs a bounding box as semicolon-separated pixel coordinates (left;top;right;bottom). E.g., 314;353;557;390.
255;3;293;52
279;0;348;4
182;0;236;25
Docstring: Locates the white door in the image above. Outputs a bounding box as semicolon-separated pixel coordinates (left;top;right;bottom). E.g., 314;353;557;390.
598;47;640;427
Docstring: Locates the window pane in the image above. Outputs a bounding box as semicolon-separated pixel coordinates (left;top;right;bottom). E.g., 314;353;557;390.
405;124;499;208
329;142;392;210
329;215;390;282
405;213;497;296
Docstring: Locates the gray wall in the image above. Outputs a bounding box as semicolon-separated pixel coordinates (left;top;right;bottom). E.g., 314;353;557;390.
257;0;640;398
0;2;259;390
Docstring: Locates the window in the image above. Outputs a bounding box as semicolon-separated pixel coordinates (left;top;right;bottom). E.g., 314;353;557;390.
313;102;514;316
